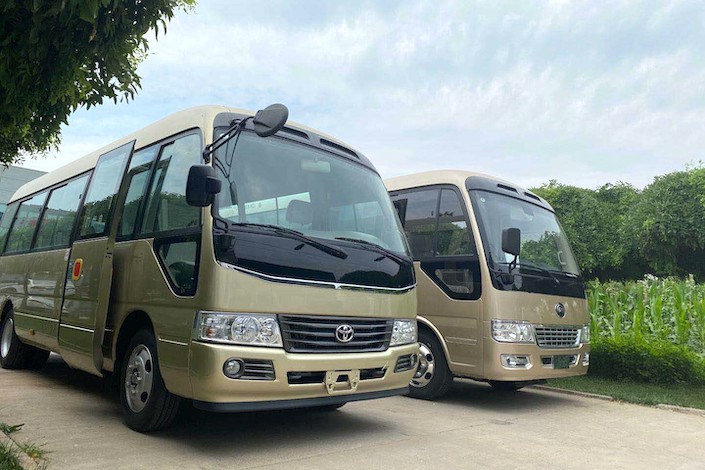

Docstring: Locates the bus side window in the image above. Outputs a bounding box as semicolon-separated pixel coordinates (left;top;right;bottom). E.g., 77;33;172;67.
117;146;158;238
5;192;47;253
0;202;19;253
34;175;89;249
78;143;133;238
141;134;201;234
392;189;438;260
155;237;199;296
437;189;475;257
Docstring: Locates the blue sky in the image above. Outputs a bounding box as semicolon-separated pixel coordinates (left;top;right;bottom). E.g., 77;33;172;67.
20;0;705;189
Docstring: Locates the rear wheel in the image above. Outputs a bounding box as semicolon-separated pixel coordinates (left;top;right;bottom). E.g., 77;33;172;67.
408;329;452;400
488;381;525;392
0;311;35;369
120;329;180;432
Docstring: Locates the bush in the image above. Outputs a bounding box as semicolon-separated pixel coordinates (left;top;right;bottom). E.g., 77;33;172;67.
589;336;705;386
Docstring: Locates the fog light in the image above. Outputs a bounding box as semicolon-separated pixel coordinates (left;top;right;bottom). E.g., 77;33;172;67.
582;352;590;366
223;358;244;378
501;354;531;369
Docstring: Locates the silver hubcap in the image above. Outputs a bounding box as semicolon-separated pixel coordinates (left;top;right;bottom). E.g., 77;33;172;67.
411;342;435;388
1;318;13;359
124;344;154;413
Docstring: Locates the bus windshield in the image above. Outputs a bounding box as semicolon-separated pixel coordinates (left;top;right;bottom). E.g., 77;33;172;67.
213;131;409;256
469;190;580;276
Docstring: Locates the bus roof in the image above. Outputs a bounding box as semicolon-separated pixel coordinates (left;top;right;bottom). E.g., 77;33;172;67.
12;105;363;203
384;169;553;212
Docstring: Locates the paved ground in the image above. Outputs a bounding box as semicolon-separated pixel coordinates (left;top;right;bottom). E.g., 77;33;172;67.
1;355;704;470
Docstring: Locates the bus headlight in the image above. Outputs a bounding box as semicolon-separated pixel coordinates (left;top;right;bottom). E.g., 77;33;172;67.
580;325;591;344
491;320;535;344
390;319;417;346
197;312;283;347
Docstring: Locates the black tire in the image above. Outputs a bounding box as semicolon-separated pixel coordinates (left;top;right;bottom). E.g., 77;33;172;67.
488;381;525;392
407;329;453;400
0;311;35;369
120;329;180;432
26;348;50;369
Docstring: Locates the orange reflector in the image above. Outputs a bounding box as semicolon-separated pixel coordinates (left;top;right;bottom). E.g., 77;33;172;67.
72;258;83;281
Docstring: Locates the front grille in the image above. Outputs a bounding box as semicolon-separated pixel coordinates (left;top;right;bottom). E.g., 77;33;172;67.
287;367;387;384
241;359;276;380
535;326;580;349
279;315;393;353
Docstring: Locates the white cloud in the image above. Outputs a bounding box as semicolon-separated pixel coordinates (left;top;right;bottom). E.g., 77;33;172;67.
20;0;705;189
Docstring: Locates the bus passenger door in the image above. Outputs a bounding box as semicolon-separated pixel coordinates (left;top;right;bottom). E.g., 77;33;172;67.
58;142;133;376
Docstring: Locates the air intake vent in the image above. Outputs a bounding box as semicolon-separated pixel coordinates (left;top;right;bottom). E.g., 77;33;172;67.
497;183;518;193
524;192;541;201
320;139;359;159
280;127;310;141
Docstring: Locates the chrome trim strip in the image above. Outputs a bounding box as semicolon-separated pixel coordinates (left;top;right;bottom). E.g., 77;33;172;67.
14;312;59;323
219;262;416;294
158;337;189;347
59;323;94;333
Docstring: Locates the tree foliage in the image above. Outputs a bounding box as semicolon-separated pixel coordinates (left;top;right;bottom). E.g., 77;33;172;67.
533;167;705;281
0;0;195;164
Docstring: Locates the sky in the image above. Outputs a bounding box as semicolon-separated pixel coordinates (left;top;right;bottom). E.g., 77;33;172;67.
19;0;705;190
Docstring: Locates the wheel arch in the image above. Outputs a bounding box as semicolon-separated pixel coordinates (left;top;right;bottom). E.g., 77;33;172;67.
114;310;155;370
417;316;453;371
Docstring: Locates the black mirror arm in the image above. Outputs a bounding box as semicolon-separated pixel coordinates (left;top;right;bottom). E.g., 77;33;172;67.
202;117;253;163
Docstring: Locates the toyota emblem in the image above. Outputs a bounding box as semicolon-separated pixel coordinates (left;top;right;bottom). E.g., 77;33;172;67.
335;324;355;343
555;303;566;318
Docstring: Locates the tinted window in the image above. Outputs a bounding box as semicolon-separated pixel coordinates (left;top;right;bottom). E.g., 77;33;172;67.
35;175;89;249
78;143;132;238
118;146;158;237
5;192;47;253
141;134;200;234
0;202;19;252
393;189;438;259
437;189;475;256
156;238;199;295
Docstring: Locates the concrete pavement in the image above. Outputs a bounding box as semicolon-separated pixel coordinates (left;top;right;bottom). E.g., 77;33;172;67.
1;355;704;469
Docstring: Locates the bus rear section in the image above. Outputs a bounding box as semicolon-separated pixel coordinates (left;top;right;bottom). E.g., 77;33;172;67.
0;105;418;432
386;170;589;399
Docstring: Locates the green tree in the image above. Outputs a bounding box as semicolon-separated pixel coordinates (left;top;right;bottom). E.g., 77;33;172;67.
626;167;705;280
0;0;195;164
532;180;640;280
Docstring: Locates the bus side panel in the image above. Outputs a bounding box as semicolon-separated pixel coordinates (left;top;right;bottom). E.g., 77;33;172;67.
109;239;197;398
58;237;111;374
13;249;70;351
415;262;484;377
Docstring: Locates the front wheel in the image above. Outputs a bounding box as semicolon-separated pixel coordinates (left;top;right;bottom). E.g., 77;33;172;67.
407;329;453;400
120;329;180;432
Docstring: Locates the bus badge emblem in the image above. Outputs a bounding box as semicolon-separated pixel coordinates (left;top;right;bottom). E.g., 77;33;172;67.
555;303;566;318
335;324;354;343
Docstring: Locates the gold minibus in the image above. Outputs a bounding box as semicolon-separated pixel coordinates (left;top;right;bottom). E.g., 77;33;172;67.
386;170;589;399
0;105;418;431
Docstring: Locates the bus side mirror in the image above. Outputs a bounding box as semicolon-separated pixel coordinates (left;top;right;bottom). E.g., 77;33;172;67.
502;228;521;256
186;165;221;207
253;103;289;137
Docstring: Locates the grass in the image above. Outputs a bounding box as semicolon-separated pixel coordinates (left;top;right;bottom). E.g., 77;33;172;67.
0;422;47;469
547;375;705;410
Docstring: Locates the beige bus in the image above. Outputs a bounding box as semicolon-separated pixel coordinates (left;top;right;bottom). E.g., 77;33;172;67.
386;170;589;399
0;105;419;432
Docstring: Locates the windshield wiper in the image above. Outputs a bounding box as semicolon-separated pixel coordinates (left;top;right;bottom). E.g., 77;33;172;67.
333;237;410;265
496;261;561;284
230;223;348;259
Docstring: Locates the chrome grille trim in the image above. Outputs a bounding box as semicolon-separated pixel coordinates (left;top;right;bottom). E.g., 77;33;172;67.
279;315;393;353
534;326;580;349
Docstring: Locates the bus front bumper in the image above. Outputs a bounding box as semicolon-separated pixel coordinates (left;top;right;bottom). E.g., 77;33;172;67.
188;341;419;407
